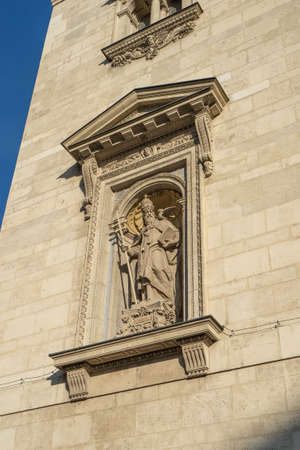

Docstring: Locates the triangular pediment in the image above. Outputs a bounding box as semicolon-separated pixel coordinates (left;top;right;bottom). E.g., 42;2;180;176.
62;78;228;162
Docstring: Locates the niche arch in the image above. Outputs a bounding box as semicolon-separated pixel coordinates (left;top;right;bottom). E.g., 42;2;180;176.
113;173;185;219
109;173;186;337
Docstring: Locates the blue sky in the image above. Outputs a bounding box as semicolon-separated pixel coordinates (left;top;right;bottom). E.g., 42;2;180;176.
0;1;51;227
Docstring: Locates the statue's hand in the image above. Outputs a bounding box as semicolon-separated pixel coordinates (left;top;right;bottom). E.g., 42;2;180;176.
121;244;129;253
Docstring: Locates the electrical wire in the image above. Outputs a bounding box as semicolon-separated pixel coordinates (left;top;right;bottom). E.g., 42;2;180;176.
0;369;57;389
222;314;300;337
1;314;300;388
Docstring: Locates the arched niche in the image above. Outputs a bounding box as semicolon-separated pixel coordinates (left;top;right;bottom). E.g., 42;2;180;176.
109;174;186;337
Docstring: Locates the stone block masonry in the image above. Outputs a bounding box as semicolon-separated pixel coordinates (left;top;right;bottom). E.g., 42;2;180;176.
0;0;299;448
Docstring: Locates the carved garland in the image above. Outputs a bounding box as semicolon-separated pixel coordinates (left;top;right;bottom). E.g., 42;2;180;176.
102;3;203;67
112;21;196;67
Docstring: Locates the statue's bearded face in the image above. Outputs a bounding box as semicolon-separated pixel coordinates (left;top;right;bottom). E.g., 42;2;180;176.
142;206;155;225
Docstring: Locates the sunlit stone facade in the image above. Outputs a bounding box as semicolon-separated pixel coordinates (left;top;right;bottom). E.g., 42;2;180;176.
0;0;300;448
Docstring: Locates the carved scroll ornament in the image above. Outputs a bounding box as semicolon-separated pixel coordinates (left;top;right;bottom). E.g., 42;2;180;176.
195;108;214;178
112;21;195;66
81;157;98;220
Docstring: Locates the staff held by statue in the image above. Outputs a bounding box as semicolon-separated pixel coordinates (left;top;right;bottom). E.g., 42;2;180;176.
110;217;137;308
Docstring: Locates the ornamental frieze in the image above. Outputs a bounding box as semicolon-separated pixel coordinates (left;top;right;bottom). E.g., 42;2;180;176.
100;129;197;178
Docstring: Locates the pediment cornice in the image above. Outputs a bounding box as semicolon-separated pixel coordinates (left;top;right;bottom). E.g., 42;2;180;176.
62;78;228;163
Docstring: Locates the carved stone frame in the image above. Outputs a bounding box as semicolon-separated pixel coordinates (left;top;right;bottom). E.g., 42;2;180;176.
76;133;206;345
61;79;228;346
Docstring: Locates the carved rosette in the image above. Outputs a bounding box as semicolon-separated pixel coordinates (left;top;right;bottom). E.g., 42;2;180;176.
195;107;214;178
66;366;89;401
81;157;98;220
181;339;209;377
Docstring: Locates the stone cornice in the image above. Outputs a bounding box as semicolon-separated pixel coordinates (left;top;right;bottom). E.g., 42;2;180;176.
102;3;203;66
62;78;228;163
50;316;223;369
50;317;223;400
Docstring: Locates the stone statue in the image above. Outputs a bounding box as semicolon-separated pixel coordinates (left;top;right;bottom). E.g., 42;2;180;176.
114;194;182;335
125;195;181;303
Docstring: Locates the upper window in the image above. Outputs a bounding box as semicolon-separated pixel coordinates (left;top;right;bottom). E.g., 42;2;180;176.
104;2;202;66
114;0;183;41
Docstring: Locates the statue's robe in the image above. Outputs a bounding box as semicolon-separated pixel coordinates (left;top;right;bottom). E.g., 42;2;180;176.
128;218;180;302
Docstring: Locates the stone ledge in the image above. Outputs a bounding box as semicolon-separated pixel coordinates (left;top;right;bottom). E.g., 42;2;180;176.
50;316;223;400
102;3;203;66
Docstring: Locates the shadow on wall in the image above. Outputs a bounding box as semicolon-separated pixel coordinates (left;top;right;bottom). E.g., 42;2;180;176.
237;429;300;450
47;370;65;387
57;163;85;196
43;367;300;449
57;163;80;181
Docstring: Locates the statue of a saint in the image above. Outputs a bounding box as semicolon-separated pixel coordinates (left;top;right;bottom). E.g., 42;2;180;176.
122;195;181;306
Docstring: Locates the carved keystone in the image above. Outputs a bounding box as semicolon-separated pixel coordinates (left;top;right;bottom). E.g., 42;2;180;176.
181;339;209;377
66;366;89;401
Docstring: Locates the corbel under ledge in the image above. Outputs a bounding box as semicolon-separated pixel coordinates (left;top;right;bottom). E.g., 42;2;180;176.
195;106;214;177
50;316;223;401
80;156;98;220
102;3;203;66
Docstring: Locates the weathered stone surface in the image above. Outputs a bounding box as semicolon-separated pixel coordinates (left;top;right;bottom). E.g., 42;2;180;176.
0;0;299;447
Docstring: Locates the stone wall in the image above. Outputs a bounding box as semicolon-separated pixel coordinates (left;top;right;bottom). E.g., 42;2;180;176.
1;357;300;449
0;0;299;447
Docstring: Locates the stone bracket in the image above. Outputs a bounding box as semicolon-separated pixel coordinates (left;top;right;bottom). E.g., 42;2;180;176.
50;316;223;400
66;366;90;401
180;338;209;377
80;156;98;220
194;107;214;178
102;3;203;66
